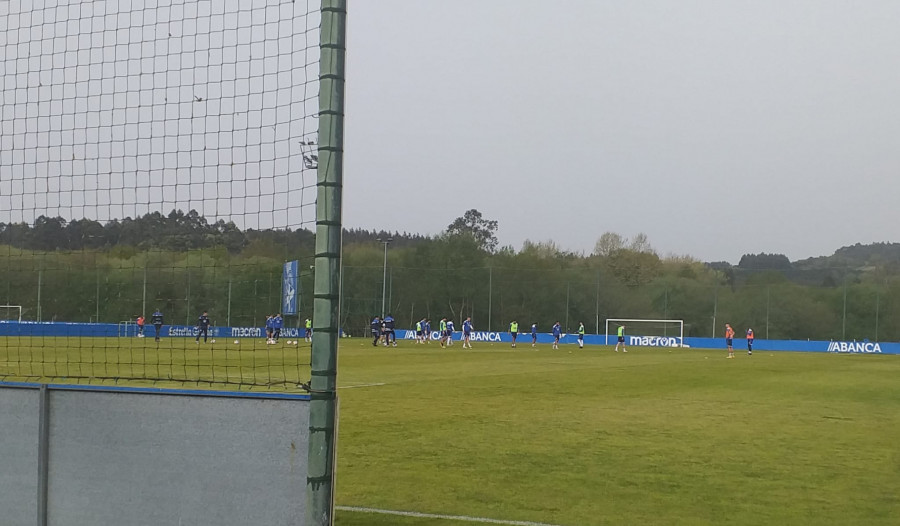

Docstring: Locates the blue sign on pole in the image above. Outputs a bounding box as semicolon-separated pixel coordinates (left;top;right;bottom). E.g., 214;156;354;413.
282;260;299;315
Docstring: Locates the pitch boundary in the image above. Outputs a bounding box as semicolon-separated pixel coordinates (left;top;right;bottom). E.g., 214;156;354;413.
335;505;564;526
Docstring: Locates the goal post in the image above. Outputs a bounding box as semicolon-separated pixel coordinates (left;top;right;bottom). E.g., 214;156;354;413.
0;305;23;323
605;318;686;347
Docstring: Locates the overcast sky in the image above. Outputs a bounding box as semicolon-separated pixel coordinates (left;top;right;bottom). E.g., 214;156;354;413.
343;1;900;263
1;0;320;232
2;1;898;264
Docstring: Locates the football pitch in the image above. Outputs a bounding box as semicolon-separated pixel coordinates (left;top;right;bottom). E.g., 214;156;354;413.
332;340;899;526
2;338;899;525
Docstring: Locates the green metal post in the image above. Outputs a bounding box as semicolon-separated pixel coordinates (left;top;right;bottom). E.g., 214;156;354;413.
488;266;492;331
306;1;346;525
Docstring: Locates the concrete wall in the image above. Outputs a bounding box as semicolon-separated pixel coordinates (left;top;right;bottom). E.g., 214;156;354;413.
0;383;310;526
0;387;40;526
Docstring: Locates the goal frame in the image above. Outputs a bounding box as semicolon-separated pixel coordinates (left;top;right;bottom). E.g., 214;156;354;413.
605;318;684;346
0;305;23;322
118;320;134;338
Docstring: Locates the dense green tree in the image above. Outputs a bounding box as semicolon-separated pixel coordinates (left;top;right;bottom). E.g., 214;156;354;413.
738;253;792;270
593;232;626;257
446;209;499;253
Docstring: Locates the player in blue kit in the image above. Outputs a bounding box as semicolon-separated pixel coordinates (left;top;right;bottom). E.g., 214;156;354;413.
273;313;283;342
151;309;164;342
265;315;275;344
446;319;455;347
371;316;381;347
383;314;397;347
462;317;473;349
196;311;211;343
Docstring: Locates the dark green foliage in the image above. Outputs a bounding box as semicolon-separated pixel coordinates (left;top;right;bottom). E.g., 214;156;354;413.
445;209;499;253
3;211;900;342
796;242;900;269
738;252;792;270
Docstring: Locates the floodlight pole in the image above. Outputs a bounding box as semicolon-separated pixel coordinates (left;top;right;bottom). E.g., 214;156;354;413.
376;238;392;318
185;272;191;326
307;1;346;524
875;288;880;341
487;266;492;331
227;276;232;327
842;271;848;340
142;265;147;319
37;268;42;322
595;272;600;334
95;268;100;322
711;287;717;338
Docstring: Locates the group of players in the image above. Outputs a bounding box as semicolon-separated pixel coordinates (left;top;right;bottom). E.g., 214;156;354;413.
369;315;464;348
371;317;755;357
370;314;398;347
368;316;632;352
725;324;754;358
264;314;313;344
134;309;313;344
135;309;167;342
370;315;476;349
506;321;628;352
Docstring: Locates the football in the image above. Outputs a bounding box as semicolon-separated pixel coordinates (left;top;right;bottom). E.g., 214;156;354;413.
234;340;239;344
211;339;216;343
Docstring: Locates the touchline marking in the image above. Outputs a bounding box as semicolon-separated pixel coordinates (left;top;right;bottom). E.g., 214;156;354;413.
337;382;386;389
335;506;564;526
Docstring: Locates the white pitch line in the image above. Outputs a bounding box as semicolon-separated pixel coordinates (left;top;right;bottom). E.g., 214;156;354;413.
335;506;564;526
337;382;386;389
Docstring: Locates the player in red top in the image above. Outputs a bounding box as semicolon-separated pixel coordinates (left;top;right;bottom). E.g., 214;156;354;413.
725;324;735;359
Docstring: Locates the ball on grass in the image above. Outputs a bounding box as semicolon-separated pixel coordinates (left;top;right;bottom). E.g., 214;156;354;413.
211;339;216;343
234;340;239;344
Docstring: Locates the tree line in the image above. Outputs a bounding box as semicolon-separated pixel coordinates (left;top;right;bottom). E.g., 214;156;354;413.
1;209;899;342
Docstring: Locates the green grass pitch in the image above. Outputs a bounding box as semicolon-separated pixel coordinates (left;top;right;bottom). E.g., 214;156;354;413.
333;339;899;525
2;337;899;525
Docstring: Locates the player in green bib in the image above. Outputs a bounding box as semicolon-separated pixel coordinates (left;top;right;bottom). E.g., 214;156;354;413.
578;322;585;349
415;319;424;344
439;318;448;348
509;320;519;348
615;324;627;353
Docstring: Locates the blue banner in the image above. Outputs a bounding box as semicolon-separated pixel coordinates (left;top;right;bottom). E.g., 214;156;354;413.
393;328;900;354
282;260;299;315
0;321;897;355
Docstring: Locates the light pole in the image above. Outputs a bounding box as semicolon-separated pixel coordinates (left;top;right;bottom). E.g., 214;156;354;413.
376;237;393;317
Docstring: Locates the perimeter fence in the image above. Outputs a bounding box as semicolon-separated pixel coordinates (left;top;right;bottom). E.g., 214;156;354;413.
337;264;900;342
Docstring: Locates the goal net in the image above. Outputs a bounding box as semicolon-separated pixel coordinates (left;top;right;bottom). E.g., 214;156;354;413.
0;305;22;322
605;318;687;348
